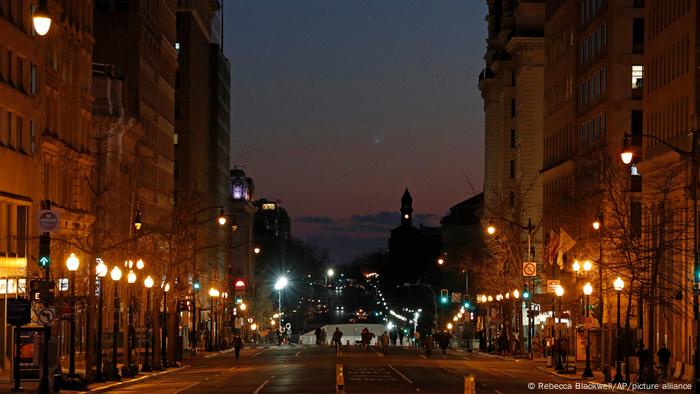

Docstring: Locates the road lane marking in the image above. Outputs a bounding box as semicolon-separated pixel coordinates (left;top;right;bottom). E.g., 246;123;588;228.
388;364;413;384
174;381;202;394
493;370;516;378
253;377;272;394
440;367;457;374
419;354;426;359
294;350;302;357
228;366;238;372
375;351;384;357
251;348;270;358
494;390;505;394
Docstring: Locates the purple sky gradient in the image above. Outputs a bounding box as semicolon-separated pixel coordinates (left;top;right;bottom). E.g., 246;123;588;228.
224;1;487;262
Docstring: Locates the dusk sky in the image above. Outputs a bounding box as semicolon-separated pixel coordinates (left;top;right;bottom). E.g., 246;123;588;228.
224;1;487;262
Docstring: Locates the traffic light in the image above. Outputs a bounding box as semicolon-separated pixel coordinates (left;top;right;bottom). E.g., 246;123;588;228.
463;295;471;309
235;297;242;304
440;289;448;304
193;280;201;292
522;283;530;299
38;234;51;268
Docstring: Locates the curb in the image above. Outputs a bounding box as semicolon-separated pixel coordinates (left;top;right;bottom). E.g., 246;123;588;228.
203;348;236;359
87;366;188;393
536;366;586;381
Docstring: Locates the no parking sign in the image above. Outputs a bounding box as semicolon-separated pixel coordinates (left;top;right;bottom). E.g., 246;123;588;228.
523;261;536;277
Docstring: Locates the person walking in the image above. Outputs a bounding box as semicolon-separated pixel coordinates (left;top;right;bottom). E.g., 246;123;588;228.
233;334;243;360
657;343;671;380
424;333;433;357
390;328;398;346
315;327;322;345
438;330;452;355
332;327;343;355
398;329;405;346
380;331;390;354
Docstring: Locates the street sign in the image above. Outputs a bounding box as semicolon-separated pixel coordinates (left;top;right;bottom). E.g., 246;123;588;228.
37;210;60;232
37;308;56;326
523;261;536;277
7;298;31;326
546;280;561;293
451;292;462;303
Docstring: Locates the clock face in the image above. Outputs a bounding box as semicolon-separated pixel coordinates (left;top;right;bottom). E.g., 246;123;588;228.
232;184;245;200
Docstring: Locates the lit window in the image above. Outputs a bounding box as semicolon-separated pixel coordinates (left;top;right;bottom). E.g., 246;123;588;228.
175;42;180;52
632;65;643;89
173;133;178;145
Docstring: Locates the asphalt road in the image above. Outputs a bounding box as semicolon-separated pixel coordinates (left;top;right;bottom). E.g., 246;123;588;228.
99;345;691;393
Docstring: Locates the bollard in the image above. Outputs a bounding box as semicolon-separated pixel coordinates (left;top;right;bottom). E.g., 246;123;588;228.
336;364;345;393
464;374;476;394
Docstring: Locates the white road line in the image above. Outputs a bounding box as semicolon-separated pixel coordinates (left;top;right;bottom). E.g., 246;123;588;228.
440;366;457;374
294;350;302;357
388;364;414;385
375;351;384;357
251;348;269;358
494;370;516;378
228;366;238;372
419;354;426;359
494;390;505;394
174;381;202;394
252;378;272;394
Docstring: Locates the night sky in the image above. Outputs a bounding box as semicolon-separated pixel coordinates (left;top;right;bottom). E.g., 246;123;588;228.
224;1;487;262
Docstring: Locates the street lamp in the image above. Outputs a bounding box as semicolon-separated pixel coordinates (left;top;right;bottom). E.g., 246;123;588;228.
486;224;496;235
109;266;122;380
32;0;52;36
217;208;227;226
161;282;170;369
582;282;594;378
66;253;80;377
274;277;288;327
142;276;154;372
327;268;335;278
583;260;593;273
437;257;445;265
612;277;625;384
208;287;220;351
133;210;142;231
254;247;261;254
554;285;564;372
94;260;109;382
123;270;137;376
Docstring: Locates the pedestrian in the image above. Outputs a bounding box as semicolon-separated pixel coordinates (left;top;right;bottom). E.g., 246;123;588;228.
636;342;652;383
233;334;243;360
315;327;322;345
390;328;398;346
414;331;421;348
332;327;343;354
438;330;452;355
321;328;327;345
657;343;671;379
380;331;390;354
398;329;405;346
424;333;433;357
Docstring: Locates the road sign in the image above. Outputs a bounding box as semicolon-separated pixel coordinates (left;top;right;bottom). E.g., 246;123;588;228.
451;292;462;303
37;307;56;326
523;261;537;277
547;280;561;293
37;210;60;232
7;298;31;326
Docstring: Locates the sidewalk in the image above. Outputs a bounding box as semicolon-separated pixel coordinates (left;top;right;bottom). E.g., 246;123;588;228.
0;346;243;393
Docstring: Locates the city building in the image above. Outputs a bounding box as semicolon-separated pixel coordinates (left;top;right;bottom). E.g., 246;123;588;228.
388;188;441;286
229;168;257;295
480;0;544;289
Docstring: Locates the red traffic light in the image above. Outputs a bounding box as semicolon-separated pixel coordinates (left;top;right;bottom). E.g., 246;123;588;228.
234;279;246;289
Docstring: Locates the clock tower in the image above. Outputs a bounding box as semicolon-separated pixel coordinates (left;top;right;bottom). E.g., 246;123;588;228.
400;188;413;226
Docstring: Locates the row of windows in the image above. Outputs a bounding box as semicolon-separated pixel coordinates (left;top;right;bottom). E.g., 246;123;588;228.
41;161;92;212
0;108;36;155
577;112;607;151
0;0;30;35
0;47;38;96
580;0;606;26
0;203;28;257
648;0;692;39
546;21;574;67
545;73;573;116
578;66;607;113
544;123;576;167
543;173;574;233
578;22;607;69
645;96;689;149
647;35;690;93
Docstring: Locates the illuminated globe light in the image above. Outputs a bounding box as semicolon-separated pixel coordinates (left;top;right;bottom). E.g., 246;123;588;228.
486;225;496;235
555;285;564;297
446;323;453;330
270;320;276;326
32;0;51;36
96;260;108;278
621;149;634;165
572;260;581;273
583;260;593;272
254;247;261;254
404;214;409;219
136;259;144;270
209;287;220;298
250;323;257;331
327;268;335;277
614;277;624;291
481;295;487;303
144;275;154;288
583;282;593;296
487;295;493;302
217;208;227;226
593;220;601;230
66;253;80;272
110;266;122;281
164;282;170;292
240;303;247;311
453;316;458;322
127;270;137;284
437;257;445;265
513;289;520;299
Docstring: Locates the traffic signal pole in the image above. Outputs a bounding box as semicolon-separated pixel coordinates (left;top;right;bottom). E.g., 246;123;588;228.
38;200;51;394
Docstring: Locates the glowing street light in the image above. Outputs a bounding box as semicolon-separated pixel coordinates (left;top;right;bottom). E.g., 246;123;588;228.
217;208;227;226
327;268;335;277
254;247;261;254
274;277;288;290
65;253;79;376
486;224;496;235
32;0;52;36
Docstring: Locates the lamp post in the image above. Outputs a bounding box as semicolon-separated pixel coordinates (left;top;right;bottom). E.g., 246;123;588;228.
94;261;109;382
142;276;154;372
220;292;228;348
612;277;625;384
582;282;594;378
123;269;137;376
208;288;220;351
109;266;122;380
66;253;80;377
592;212;605;370
274;277;288;325
554;285;564;372
621;131;700;389
161;283;170;368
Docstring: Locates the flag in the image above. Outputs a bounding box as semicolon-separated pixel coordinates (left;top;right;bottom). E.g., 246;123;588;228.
557;227;576;269
543;230;559;265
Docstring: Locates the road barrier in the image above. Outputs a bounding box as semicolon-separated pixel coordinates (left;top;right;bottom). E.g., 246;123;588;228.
336;364;345;393
464;374;475;394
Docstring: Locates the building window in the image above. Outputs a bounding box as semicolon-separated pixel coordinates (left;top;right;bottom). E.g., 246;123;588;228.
510;160;515;178
510;129;516;148
30;120;36;153
30;63;37;95
632;65;643;89
511;99;516;117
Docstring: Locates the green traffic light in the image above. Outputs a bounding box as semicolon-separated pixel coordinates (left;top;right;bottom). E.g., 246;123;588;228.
464;302;471;309
39;256;51;267
440;296;448;304
523;291;530;299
